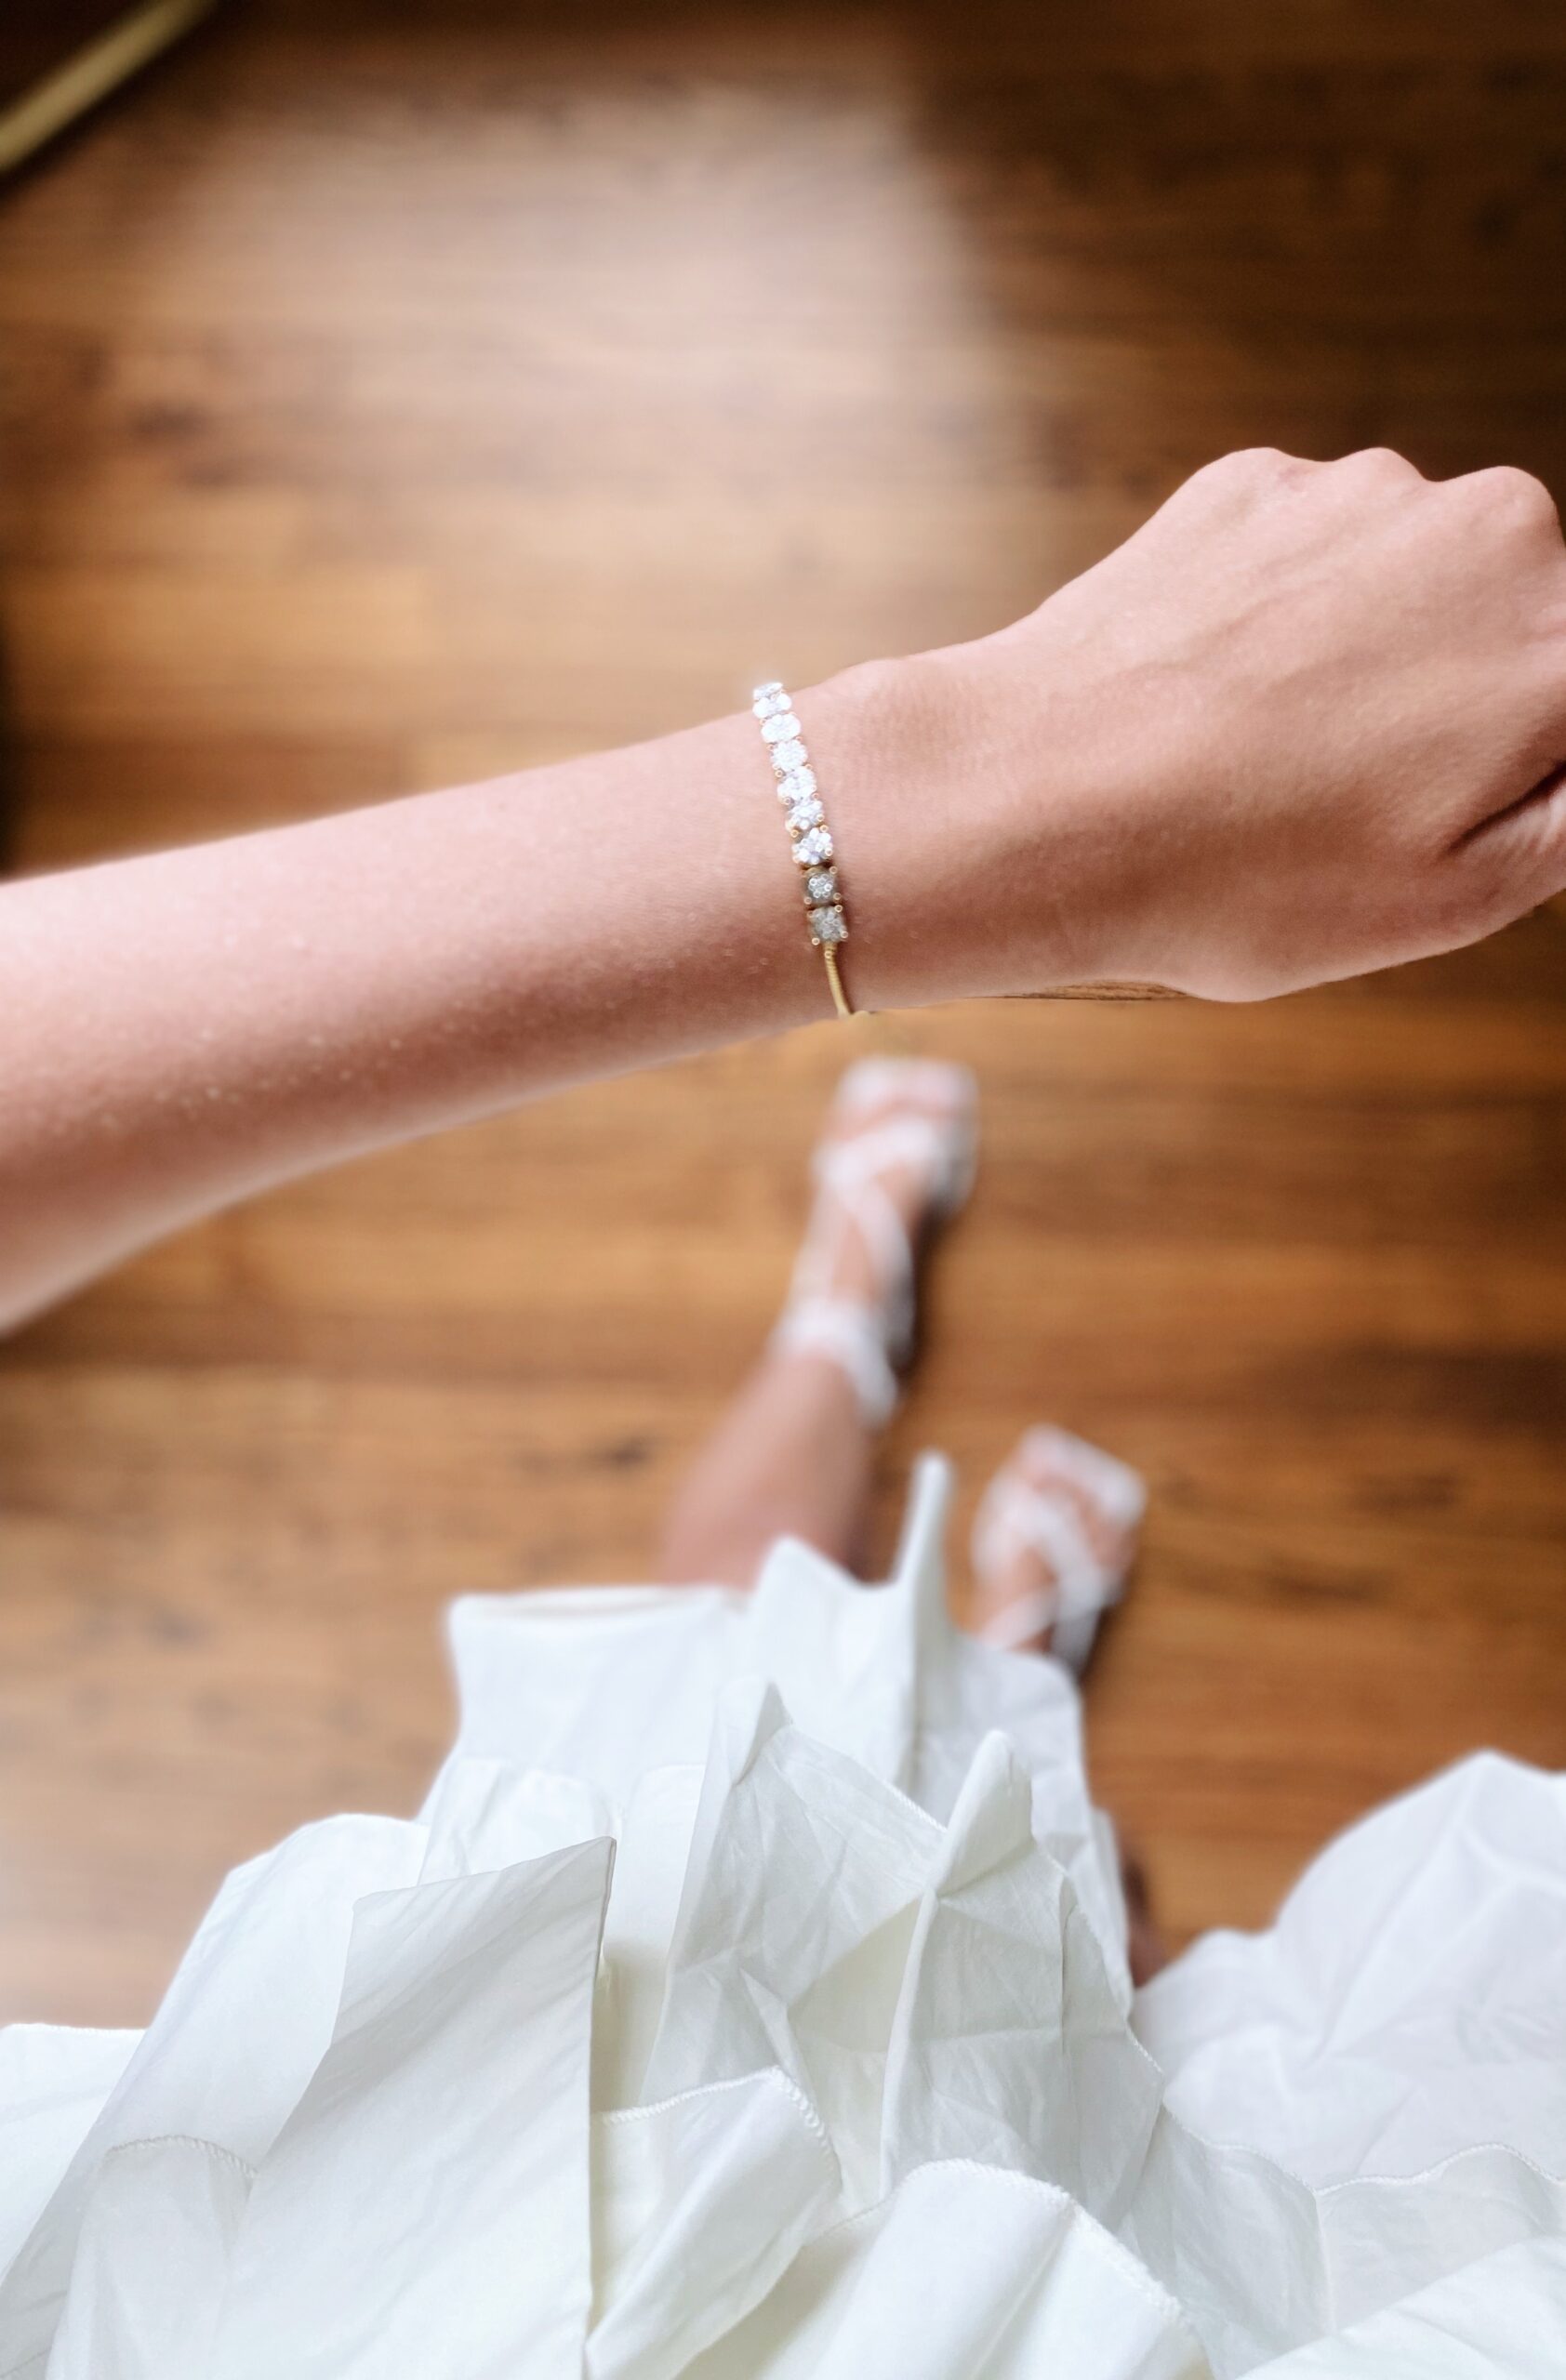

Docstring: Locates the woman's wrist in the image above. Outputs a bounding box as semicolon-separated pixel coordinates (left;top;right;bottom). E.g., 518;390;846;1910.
803;633;1135;1012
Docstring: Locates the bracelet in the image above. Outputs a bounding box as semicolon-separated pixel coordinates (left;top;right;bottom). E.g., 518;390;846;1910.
751;681;854;1019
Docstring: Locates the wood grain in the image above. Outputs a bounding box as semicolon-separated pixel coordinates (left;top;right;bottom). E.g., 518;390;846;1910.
1;0;1565;2025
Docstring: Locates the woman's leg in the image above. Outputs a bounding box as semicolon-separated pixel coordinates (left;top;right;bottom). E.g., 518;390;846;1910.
658;1060;975;1588
658;1345;877;1586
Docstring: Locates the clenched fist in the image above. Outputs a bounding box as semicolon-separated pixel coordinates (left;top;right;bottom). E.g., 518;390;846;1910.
890;446;1566;1002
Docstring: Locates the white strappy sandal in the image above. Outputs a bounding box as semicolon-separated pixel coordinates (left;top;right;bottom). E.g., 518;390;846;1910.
970;1424;1146;1675
769;1058;978;1427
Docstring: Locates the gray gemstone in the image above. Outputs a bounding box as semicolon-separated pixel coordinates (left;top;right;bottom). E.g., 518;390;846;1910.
809;905;848;945
803;867;838;904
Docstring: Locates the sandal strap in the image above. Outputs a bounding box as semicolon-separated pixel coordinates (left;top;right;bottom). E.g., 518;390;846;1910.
973;1483;1113;1631
973;1581;1062;1654
776;1061;977;1425
795;1131;920;1324
768;1297;901;1428
1016;1425;1146;1530
812;1105;976;1223
787;1073;975;1366
833;1056;974;1121
969;1427;1146;1673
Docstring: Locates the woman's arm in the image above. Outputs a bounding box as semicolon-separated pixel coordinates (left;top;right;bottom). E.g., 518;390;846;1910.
4;444;1565;1329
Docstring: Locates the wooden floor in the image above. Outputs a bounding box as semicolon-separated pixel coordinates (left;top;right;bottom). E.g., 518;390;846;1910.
2;0;1566;2028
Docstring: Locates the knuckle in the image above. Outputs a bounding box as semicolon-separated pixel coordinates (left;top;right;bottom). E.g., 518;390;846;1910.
1225;444;1297;482
1463;464;1559;530
1188;446;1312;505
1335;445;1419;485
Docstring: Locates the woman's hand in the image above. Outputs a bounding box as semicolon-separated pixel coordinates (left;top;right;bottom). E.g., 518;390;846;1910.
858;446;1566;1004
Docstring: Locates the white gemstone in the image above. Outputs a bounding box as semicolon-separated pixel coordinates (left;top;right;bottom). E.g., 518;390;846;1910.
761;711;802;745
752;680;784;700
803;868;838;904
771;737;807;774
776;765;816;803
809;905;848;945
794;826;833;866
752;690;790;720
787;796;824;832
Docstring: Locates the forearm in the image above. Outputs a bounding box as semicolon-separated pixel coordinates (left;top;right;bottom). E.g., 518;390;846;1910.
0;646;1073;1330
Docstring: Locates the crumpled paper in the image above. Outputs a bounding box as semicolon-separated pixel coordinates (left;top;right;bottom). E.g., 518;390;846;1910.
1;1454;1562;2378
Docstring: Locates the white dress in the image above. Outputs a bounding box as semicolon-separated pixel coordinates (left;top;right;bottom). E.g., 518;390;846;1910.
1;1454;1562;2379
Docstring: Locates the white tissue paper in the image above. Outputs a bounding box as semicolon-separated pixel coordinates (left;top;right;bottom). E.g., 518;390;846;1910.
1;1454;1561;2377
